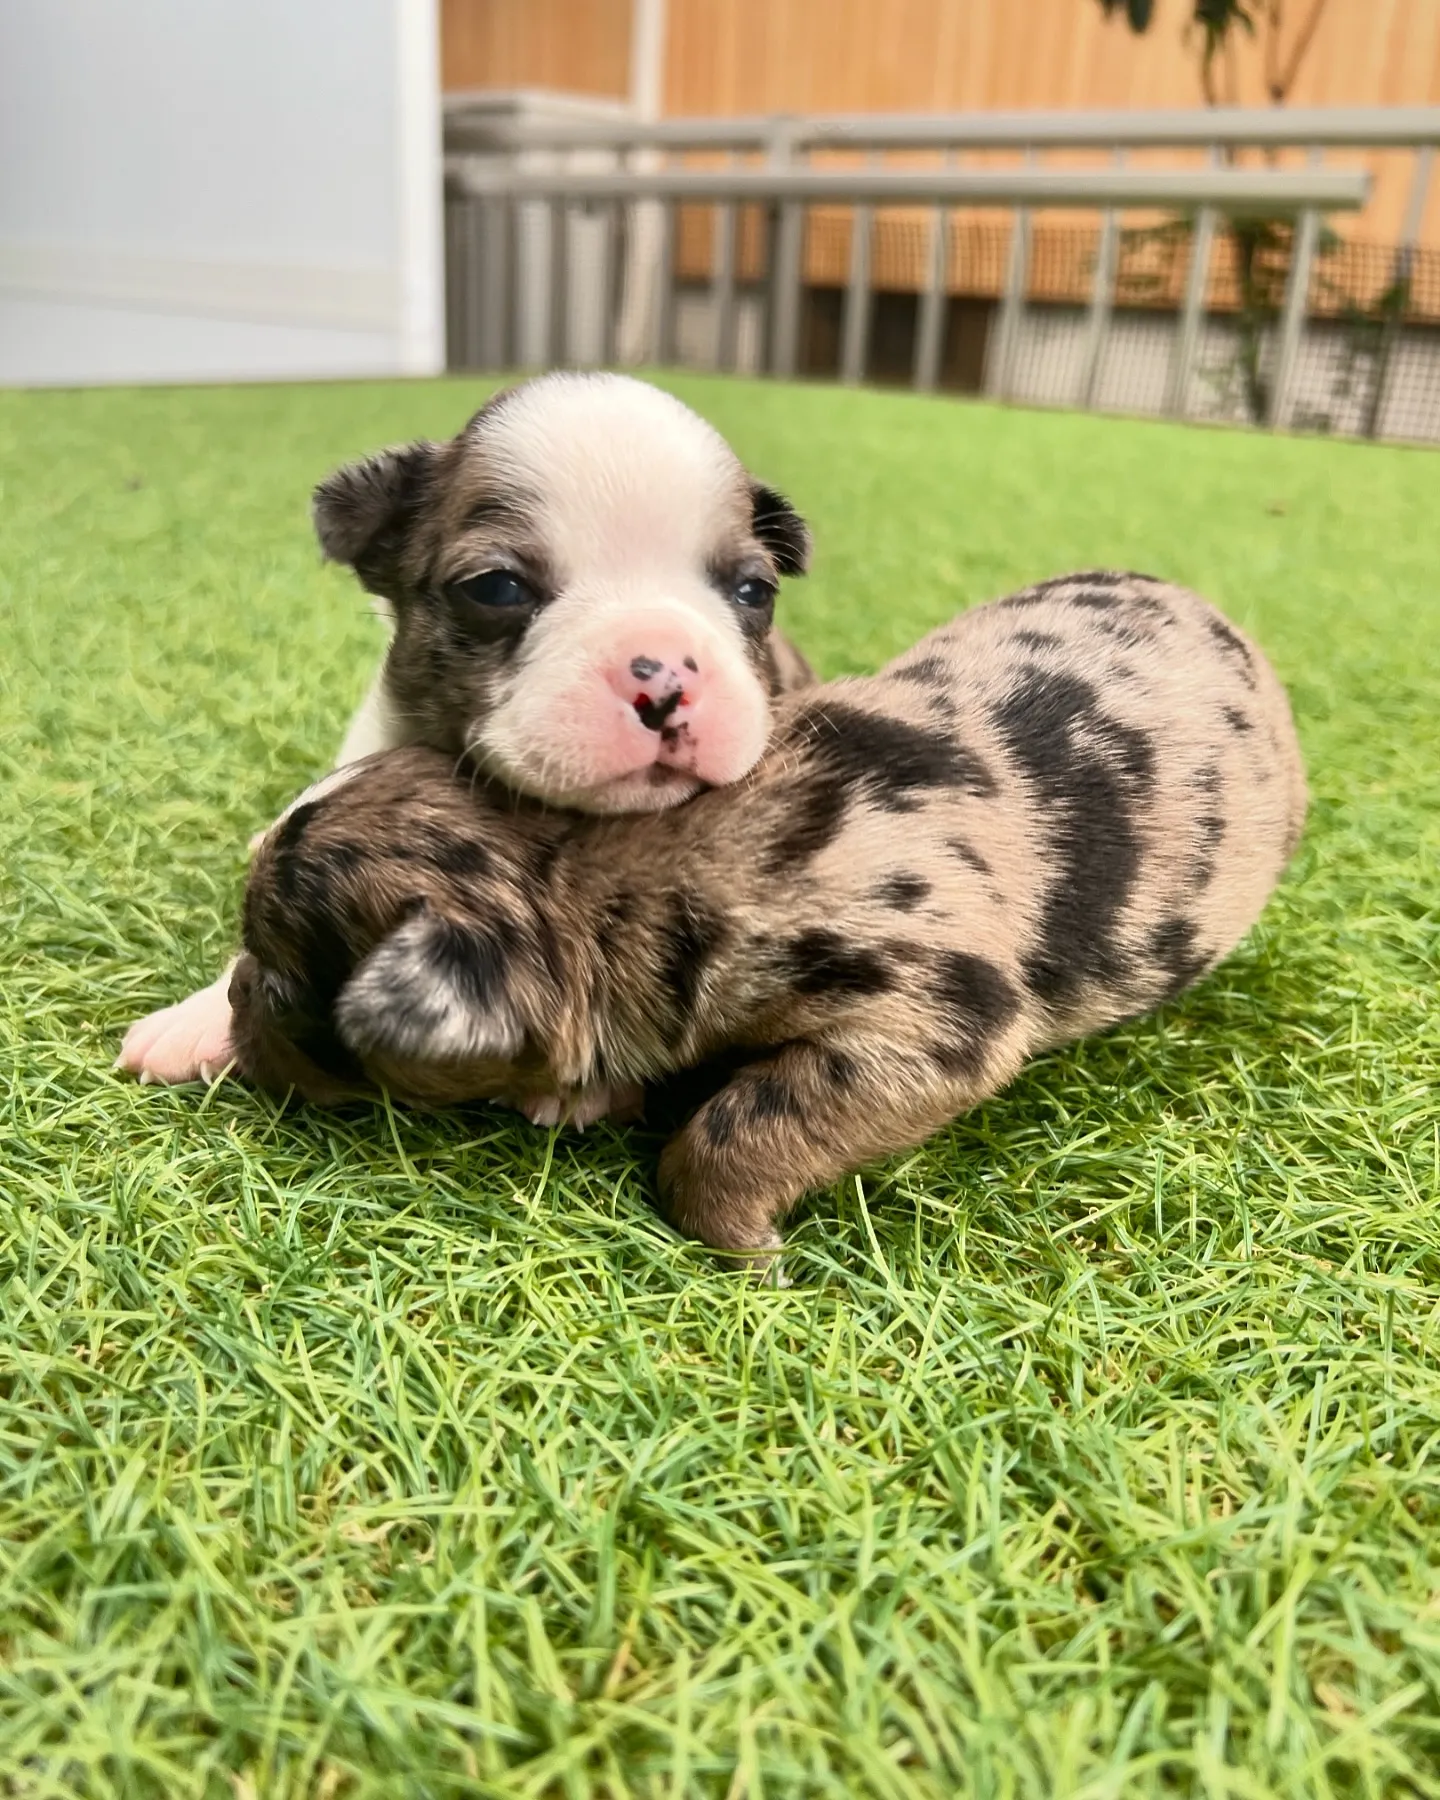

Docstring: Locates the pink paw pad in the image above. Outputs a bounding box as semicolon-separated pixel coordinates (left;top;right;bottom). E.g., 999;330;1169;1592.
116;974;237;1086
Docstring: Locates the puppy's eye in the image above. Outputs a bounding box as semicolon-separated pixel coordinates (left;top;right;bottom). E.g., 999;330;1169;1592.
731;576;776;610
451;569;536;609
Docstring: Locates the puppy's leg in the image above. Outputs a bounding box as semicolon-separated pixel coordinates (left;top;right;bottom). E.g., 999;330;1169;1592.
121;656;402;1085
658;1035;1017;1260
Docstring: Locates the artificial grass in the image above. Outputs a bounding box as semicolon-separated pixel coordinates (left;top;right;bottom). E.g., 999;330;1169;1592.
1;371;1438;1800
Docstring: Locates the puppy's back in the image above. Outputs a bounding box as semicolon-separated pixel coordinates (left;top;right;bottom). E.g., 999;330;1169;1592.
885;571;1306;1037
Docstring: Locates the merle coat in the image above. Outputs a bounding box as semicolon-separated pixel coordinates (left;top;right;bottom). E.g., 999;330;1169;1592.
232;573;1307;1259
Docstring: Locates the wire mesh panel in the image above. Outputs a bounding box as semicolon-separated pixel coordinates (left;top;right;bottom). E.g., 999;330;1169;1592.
440;137;1440;442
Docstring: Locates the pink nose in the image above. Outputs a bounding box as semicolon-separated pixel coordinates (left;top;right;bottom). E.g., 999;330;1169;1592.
611;651;702;734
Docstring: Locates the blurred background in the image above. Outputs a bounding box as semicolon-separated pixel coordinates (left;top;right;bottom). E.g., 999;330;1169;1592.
3;0;1437;439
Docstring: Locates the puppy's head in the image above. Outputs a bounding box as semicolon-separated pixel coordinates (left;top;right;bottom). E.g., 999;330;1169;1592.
313;373;811;814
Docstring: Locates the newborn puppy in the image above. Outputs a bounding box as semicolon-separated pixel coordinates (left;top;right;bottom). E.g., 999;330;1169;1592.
229;573;1307;1261
118;372;814;1087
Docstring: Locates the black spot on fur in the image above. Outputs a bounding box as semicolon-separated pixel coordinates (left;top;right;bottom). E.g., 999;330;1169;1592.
992;669;1154;1006
927;692;958;724
745;1072;803;1126
1090;620;1150;649
785;930;894;999
656;892;730;1037
926;953;1021;1079
873;872;931;912
595;892;637;964
1222;705;1254;734
1206;615;1257;688
1013;629;1062;650
1194;762;1223;798
1063;569;1163;589
823;1048;859;1090
761;774;848;876
702;1089;739;1148
946;838;993;878
996;571;1163;611
1150;917;1210;999
999;574;1173;629
787;700;996;814
525;835;566;889
427;915;518;1011
891;656;950;687
422;835;493;878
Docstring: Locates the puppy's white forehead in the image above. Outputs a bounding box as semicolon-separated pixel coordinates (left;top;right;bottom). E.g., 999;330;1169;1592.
474;374;743;580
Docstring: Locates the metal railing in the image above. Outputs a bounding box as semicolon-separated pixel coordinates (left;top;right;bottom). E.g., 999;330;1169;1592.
443;103;1440;442
444;98;1440;154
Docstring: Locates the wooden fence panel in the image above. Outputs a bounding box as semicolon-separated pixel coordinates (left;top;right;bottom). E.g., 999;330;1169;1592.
443;0;1440;249
442;0;631;98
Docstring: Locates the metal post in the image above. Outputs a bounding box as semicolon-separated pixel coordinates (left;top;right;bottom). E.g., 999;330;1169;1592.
463;196;482;370
769;207;805;376
985;148;1035;400
443;195;465;369
912;147;956;392
1268;144;1328;429
598;201;619;367
655;198;678;366
1364;143;1433;439
1165;203;1216;418
548;198;570;368
840;204;873;384
441;194;459;368
711;161;739;371
478;196;512;369
1077;147;1125;408
913;200;951;392
767;122;804;378
840;151;878;384
1269;204;1319;429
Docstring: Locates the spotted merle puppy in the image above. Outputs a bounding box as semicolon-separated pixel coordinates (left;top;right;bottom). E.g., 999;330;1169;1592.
118;372;814;1088
231;573;1306;1261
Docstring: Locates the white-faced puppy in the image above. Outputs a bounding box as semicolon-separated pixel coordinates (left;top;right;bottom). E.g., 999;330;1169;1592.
117;372;814;1087
228;573;1308;1264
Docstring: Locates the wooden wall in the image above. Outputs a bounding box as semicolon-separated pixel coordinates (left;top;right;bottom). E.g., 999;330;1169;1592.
442;0;631;99
441;0;1440;248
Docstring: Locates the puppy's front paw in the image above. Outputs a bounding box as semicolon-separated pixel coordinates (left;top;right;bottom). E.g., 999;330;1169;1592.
116;974;236;1085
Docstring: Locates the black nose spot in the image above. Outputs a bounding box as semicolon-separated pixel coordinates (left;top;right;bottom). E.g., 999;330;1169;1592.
635;689;684;732
630;656;663;681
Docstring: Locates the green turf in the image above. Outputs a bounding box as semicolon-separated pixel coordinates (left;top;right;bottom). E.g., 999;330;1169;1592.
2;372;1438;1799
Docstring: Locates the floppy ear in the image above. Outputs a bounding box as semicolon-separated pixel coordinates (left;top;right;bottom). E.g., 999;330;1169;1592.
335;906;532;1066
312;440;441;589
750;482;812;577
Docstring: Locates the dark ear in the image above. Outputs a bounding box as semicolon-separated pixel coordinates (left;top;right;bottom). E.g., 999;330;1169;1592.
750;482;811;577
312;441;441;588
335;908;532;1065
